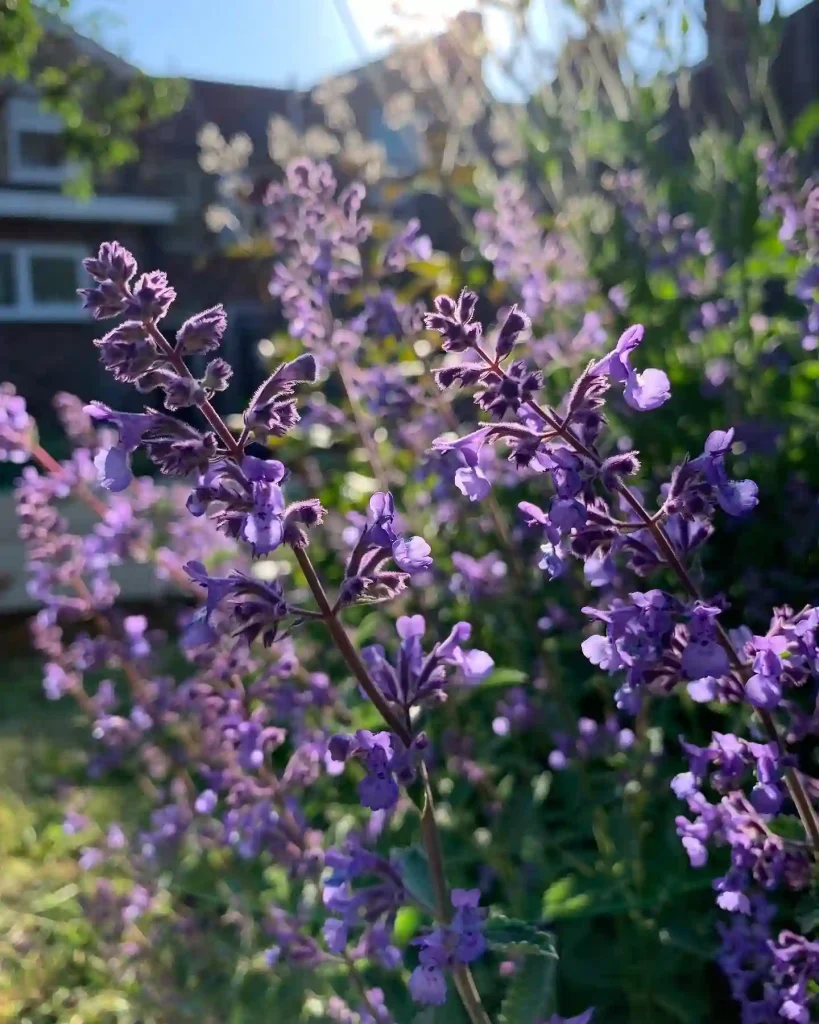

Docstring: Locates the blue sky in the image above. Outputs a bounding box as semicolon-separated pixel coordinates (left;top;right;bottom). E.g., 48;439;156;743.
68;0;481;88
67;0;811;91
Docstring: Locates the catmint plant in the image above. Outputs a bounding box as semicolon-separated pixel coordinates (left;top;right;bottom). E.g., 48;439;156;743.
5;150;818;1024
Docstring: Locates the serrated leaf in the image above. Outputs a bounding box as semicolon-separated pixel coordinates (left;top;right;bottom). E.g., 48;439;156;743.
485;916;558;958
413;986;470;1024
392;845;437;914
499;950;558;1024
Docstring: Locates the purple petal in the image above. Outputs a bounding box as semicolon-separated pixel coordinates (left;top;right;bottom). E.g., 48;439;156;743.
624;368;671;411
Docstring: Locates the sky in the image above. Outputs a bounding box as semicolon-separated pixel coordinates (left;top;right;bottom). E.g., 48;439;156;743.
67;0;811;92
67;0;484;88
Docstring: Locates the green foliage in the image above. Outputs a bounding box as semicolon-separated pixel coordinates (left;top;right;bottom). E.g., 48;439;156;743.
498;951;557;1024
392;844;438;915
0;0;186;195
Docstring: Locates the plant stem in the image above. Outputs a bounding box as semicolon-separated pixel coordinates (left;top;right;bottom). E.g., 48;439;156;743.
469;346;819;856
146;322;244;460
342;951;382;1017
33;444;109;518
337;357;392;493
133;330;492;1016
291;545;410;743
419;765;493;1024
291;543;492;1024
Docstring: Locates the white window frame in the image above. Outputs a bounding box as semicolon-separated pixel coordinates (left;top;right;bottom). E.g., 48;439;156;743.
0;242;89;322
6;96;72;186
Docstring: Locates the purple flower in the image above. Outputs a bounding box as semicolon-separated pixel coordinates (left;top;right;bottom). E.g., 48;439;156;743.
194;789;217;814
688;429;758;516
424;289;482;353
745;634;789;710
687;676;721;702
84;402;164;492
176;305;228;354
323;917;349;954
183;561;289;648
366;492;398;547
592;325;670;411
360;616;492;709
431;427;492;502
391;535;432;574
409;891;487;1005
202;358;233;392
451;889;486;962
383;218;432;272
408;959;448;1006
681;604;730;680
495;305;530;360
242;480;286;555
78;279;129;319
124;270;176;321
355;731;401;811
83;241;137;287
0;384;34;463
543;1012;594;1024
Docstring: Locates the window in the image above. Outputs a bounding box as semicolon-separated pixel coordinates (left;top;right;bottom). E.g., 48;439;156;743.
0;253;16;307
5;97;71;186
0;244;88;321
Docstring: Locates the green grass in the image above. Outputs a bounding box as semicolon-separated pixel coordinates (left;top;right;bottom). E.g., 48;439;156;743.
0;659;148;1024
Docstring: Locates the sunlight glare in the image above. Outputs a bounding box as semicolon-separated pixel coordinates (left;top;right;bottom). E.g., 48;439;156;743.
346;0;478;44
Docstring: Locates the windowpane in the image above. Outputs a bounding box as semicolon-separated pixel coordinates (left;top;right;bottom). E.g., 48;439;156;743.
19;130;66;170
30;255;78;303
0;254;16;307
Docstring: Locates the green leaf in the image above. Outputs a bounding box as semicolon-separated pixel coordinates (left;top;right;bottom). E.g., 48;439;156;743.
485;915;558;959
498;950;558;1024
413;988;470;1024
798;904;819;935
405;776;428;812
480;668;528;689
392;845;437;914
393;905;422;945
790;100;819;149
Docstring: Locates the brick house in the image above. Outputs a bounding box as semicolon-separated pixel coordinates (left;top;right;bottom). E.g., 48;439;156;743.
0;13;487;434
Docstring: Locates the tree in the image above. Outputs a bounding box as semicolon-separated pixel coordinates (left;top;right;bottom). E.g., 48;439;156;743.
0;0;187;194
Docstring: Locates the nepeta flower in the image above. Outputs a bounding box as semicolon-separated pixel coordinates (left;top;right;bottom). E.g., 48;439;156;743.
681;603;730;680
360;616;493;713
745;634;789;710
176;305;227;354
391;535;432;573
431;428;492;502
409;891;487;1005
94;321;159;384
84;402;165;492
327;730;426;812
184;561;290;648
687;429;758;516
424;289;482;352
591;325;670;411
382;217;432;272
322;833;405;970
125;271;176;321
0;383;34;463
339;492;431;604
